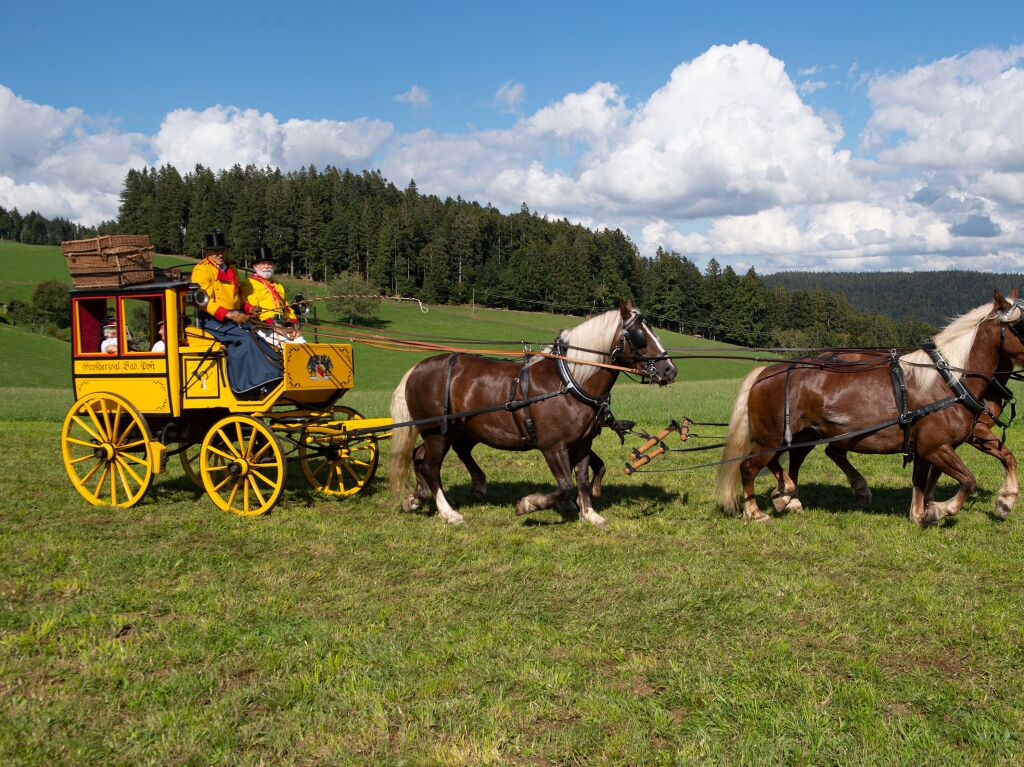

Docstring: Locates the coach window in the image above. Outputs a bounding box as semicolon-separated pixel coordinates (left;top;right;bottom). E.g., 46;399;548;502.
74;296;114;356
120;295;164;354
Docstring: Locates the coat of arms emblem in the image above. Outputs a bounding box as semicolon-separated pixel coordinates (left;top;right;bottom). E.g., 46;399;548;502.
306;354;333;381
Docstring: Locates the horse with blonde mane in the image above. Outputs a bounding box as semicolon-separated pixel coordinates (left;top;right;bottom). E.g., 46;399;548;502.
715;291;1024;525
390;302;677;526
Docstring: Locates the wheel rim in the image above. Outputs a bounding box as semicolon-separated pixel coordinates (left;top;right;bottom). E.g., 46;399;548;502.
299;405;379;496
200;416;284;516
61;393;153;508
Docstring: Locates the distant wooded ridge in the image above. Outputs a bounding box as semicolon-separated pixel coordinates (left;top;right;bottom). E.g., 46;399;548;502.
0;164;943;349
763;271;1024;326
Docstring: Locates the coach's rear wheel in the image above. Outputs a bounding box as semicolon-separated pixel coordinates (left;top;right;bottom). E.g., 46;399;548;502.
299;405;379;496
61;392;154;508
181;442;226;489
200;416;285;516
180;444;203;488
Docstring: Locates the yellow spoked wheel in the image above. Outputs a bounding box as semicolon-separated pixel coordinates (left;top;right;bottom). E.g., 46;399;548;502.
61;392;153;508
200;416;285;516
181;443;226;489
299;405;379;496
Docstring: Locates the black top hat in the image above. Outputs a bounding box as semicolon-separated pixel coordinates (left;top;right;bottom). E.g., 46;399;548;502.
252;245;274;264
203;231;229;250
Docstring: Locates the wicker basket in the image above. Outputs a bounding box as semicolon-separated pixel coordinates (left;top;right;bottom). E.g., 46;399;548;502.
62;235;155;288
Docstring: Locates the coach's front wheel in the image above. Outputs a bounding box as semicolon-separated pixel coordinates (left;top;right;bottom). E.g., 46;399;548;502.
200;416;285;516
299;405;379;496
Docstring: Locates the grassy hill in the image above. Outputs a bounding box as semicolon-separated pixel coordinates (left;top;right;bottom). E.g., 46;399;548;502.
0;242;758;398
0;240;191;305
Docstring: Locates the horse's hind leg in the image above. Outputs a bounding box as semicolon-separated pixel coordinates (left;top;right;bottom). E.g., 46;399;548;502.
452;438;487;500
740;452;773;523
402;443;433;512
768;449;805;513
515;448;579;523
917;444;977;524
824;444;872;508
419;433;464;526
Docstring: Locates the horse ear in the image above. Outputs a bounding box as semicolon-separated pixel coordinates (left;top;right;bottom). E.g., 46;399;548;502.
994;289;1011;312
618;299;634;319
1011;287;1020;300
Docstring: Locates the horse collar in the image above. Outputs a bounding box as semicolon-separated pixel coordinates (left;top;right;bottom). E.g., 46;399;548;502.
920;338;986;416
553;338;611;409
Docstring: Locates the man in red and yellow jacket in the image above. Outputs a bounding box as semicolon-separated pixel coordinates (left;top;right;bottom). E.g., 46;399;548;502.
192;232;282;397
241;246;305;346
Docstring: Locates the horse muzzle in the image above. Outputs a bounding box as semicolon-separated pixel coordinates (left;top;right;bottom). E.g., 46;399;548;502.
646;359;678;385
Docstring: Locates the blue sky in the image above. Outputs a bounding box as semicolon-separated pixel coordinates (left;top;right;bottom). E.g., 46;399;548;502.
2;0;1024;271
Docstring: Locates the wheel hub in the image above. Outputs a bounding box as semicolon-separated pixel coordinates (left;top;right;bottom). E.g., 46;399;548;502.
94;442;115;461
227;459;250;477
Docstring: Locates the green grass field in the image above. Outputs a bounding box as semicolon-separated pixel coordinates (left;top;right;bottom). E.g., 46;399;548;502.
4;243;1024;764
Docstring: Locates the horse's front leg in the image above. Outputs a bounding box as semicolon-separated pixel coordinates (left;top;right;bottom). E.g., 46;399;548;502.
452;438;487;500
572;443;606;527
824;444;872;508
917;445;977;524
588;450;606;498
969;426;1018;520
515;447;579;522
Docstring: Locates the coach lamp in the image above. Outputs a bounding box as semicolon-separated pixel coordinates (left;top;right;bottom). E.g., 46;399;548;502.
185;284;209;308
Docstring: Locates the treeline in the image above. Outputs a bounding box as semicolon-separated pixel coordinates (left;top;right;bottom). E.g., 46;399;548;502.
764;271;1024;326
108;162;933;348
0;205;115;245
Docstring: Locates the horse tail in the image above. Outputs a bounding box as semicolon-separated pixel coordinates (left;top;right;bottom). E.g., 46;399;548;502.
389;366;417;498
714;366;765;514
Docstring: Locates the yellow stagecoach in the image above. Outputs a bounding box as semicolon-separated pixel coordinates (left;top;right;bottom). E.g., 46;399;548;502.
61;266;391;515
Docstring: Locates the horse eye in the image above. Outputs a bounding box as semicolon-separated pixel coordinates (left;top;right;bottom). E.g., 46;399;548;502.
628;329;646;346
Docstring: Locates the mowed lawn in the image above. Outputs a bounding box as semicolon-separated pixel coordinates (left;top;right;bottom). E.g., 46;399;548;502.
4;243;1024;763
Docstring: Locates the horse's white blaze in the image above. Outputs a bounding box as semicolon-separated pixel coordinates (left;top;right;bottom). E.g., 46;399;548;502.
643;317;666;355
434;489;465;525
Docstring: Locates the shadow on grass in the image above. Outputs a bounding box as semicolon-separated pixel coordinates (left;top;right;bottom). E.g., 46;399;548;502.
788;480;998;522
419;479;679;525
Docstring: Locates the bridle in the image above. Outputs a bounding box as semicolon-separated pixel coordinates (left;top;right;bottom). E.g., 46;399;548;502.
998;298;1024;347
613;311;669;380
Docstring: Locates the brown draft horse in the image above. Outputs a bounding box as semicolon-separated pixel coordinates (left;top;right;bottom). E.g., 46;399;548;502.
791;355;1019;519
389;303;677;526
715;291;1024;525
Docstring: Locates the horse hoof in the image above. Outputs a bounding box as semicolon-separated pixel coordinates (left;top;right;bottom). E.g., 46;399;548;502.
515;499;536;516
995;497;1014;520
472;484;487;501
771;492;791;513
444;515;465;526
402;495;421;513
785;498;804;513
745;510;772;524
855;493;872;509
